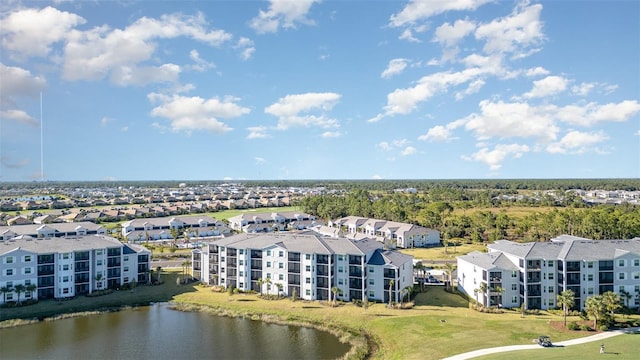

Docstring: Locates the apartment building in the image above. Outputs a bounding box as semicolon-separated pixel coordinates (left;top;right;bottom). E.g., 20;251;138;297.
192;231;414;303
328;216;440;248
227;212;317;233
0;221;107;240
457;235;640;310
1;234;150;304
121;215;230;242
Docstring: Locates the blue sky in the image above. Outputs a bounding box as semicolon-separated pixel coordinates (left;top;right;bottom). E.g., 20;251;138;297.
1;0;639;182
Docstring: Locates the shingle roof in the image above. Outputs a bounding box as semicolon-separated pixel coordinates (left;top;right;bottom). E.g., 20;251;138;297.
0;234;127;254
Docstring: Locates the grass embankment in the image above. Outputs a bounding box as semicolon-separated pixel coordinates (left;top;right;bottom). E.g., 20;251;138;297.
3;270;638;359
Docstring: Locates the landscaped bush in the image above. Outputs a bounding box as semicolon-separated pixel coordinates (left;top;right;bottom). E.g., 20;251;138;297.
567;321;579;330
86;289;114;297
598;324;609;331
580;324;593;331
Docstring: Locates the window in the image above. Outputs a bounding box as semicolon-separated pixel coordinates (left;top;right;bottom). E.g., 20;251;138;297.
634;259;640;267
62;253;69;259
337;255;343;261
369;267;374;273
266;273;271;279
5;269;13;276
548;272;554;280
96;250;102;255
588;287;594;295
511;271;517;278
618;259;626;267
305;265;311;272
278;274;284;281
24;267;32;274
239;249;244;255
547;260;554;266
548;286;554;293
305;254;311;260
239;260;244;266
511;284;517;291
7;294;13;300
267;250;272;256
305;277;311;284
278;251;283;257
305;289;311;296
338;266;343;273
619;286;625;292
588;274;594;281
369;291;375;297
221;268;225;273
587;262;593;268
97;260;102;266
62;264;69;271
338;279;343;285
63;288;69;294
239;282;244;288
511;296;518;303
24;279;31;286
24;255;31;262
239;271;244;277
633;272;640;280
63;276;69;282
369;279;375;285
548;300;554;307
124;266;129;272
278;263;284;269
124;256;129;261
6;257;14;264
619;272;626;280
267;261;272;268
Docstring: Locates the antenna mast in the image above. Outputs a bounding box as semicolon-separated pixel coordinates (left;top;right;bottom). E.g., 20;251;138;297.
40;92;44;182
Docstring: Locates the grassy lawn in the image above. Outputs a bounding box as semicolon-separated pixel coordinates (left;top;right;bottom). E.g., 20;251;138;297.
475;332;640;360
400;243;486;262
451;206;559;218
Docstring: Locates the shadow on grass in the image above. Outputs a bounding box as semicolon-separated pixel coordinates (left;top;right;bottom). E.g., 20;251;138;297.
235;299;256;302
0;272;197;322
302;306;322;309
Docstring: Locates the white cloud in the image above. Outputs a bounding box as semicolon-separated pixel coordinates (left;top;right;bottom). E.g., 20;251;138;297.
250;0;320;34
381;58;408;79
0;63;47;107
401;146;417;156
62;12;231;83
0;6;85;58
377;141;392;151
546;130;608;154
149;93;250;133
247;126;270;139
254;157;267;164
433;18;476;47
0;109;39;126
321;131;342;138
522;75;568;99
399;29;420;43
464;143;530;170
555;100;640;127
121;126;129;132
418;119;466;142
235;37;255;60
474;2;545;58
265;92;341;130
455;79;485;100
390;0;492;27
100;116;113;126
372;174;383;180
189;49;216;71
525;67;550;77
571;82;596;97
464;100;559;141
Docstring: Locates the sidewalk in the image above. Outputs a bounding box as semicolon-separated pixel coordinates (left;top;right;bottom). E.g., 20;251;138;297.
442;327;640;360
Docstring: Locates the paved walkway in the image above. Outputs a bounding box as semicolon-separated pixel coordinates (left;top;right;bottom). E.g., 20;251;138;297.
442;327;640;360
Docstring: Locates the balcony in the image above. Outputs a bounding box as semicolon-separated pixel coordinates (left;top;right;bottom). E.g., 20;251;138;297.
349;266;363;277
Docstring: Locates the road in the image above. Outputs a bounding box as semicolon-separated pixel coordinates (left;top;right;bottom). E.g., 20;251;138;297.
442;327;640;360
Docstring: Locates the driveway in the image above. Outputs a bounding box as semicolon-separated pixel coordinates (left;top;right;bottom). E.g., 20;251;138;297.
442;327;640;360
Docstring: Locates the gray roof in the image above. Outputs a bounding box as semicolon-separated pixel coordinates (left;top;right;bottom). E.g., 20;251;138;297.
458;251;519;271
0;221;105;237
0;234;136;255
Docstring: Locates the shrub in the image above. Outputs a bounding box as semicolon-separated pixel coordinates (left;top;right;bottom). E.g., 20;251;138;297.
580;324;592;331
599;325;609;331
567;322;579;330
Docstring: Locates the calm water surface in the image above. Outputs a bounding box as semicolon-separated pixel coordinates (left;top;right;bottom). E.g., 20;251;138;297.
0;303;349;360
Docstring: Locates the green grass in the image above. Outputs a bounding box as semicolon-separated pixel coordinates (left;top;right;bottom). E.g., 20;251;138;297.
475;332;640;360
400;243;486;262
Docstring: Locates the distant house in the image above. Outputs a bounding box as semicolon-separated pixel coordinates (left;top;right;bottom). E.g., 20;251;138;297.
227;212;316;233
7;215;32;226
328;216;440;248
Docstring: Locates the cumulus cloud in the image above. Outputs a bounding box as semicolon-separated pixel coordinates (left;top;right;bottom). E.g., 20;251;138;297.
0;63;47;107
247;126;270;139
189;49;216;71
381;58;408;79
546;130;608;154
377;139;415;156
100;116;114;127
554;100;640;127
401;146;417;156
0;109;39;126
321;131;342;138
399;28;420;43
571;82;597;97
0;6;85;58
62;12;231;83
474;2;545;58
525;67;550;77
433;18;476;47
522;75;568;99
148;93;250;133
235;37;256;60
390;0;492;27
250;0;320;34
265;92;341;130
418;119;466;142
464;143;530;170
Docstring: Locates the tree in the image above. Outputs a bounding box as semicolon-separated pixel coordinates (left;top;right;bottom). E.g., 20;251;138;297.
264;277;272;296
95;273;104;289
331;286;340;306
26;284;37;300
169;227;180;248
602;291;622;320
275;283;283;298
1;285;13;303
257;278;264;296
620;289;632;311
444;262;455;291
13;284;25;305
402;285;414;303
388;279;395;307
478;282;488;308
585;295;605;328
291;287;297;302
557;289;575;328
414;262;425;292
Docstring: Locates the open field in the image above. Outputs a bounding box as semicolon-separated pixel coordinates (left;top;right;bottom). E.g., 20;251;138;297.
451;206;574;218
3;271;638;359
474;332;640;360
400;243;486;262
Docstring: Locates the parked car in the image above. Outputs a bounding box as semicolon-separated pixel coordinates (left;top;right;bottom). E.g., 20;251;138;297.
537;335;552;347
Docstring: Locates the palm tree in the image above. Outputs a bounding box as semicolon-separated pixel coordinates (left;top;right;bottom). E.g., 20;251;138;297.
146;268;153;285
494;286;504;307
602;291;622;320
275;283;283;298
620;289;632;310
13;284;25;305
557;289;575;328
331;286;340;306
585;295;605;328
388;279;395;307
26;284;37;301
478;281;488;308
264;278;272;296
414;262;425;292
444;262;455;291
257;278;264;296
95;274;104;289
402;285;414;303
0;285;13;303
